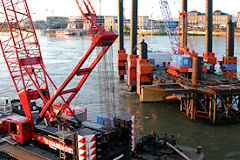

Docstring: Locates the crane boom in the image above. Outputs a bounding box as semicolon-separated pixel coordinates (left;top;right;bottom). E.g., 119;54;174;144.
0;0;53;123
0;0;118;126
0;2;134;158
159;0;179;52
75;0;105;39
37;0;118;123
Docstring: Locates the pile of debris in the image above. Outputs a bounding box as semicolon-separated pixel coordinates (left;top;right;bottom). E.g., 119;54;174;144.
131;131;204;160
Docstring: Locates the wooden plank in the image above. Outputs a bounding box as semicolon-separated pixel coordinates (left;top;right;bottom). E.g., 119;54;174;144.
0;143;48;160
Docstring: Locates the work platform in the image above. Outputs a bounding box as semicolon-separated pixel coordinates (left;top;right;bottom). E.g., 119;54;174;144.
174;76;240;124
137;67;240;124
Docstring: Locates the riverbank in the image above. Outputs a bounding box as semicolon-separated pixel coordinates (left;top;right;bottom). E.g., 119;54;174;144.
2;29;239;37
188;30;240;37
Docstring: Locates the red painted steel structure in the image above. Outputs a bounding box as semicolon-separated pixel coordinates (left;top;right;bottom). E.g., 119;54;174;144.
166;11;209;77
0;0;118;125
38;0;118;123
0;0;52;125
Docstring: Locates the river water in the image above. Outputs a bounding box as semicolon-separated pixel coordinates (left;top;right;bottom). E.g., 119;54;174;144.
0;35;240;160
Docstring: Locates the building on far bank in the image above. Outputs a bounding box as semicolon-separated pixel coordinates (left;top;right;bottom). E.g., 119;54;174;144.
43;15;164;33
213;10;231;29
104;16;118;31
237;12;240;28
83;16;104;30
103;15;163;32
103;16;151;32
19;20;29;28
67;16;83;29
188;10;204;29
34;20;47;29
46;16;68;29
187;10;232;29
138;16;149;30
152;20;168;31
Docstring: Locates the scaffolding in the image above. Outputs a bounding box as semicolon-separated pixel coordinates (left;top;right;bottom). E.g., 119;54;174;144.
165;77;240;124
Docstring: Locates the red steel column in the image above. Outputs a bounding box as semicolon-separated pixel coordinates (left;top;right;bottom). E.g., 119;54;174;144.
182;0;187;48
117;0;127;80
128;0;138;92
203;0;216;73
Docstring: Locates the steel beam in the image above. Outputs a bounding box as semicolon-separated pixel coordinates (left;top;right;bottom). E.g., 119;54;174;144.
128;0;138;92
226;21;235;57
130;0;138;55
182;0;187;48
139;40;148;59
118;0;124;50
206;0;213;53
192;57;203;84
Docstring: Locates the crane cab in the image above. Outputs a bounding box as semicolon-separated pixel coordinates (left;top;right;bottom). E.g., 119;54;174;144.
9;115;32;144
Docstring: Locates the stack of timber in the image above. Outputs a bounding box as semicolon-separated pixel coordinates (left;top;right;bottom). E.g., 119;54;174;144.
0;142;48;160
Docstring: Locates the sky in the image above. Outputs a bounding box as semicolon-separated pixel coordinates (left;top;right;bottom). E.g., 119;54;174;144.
28;0;240;20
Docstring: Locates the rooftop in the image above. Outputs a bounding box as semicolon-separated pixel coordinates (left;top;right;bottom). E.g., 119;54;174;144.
188;10;230;16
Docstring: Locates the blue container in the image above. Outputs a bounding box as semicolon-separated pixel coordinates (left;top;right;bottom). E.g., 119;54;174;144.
150;58;155;66
222;64;237;70
33;115;38;121
97;113;113;128
170;54;192;68
0;114;5;118
179;56;190;67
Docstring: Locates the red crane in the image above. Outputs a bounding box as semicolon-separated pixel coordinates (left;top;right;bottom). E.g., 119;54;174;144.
160;0;214;77
0;1;134;159
0;0;117;126
0;0;51;126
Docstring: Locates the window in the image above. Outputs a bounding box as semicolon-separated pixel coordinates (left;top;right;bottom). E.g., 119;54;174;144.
10;122;19;135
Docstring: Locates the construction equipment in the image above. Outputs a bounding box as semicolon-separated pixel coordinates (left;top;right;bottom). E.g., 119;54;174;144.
157;0;240;124
219;21;237;80
136;40;154;96
0;98;11;135
159;0;179;52
0;98;11;116
159;0;208;78
128;0;138;92
0;0;134;159
159;0;195;77
117;0;127;80
203;0;217;73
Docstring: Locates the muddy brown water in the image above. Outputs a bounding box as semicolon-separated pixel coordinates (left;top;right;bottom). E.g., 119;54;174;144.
0;35;240;160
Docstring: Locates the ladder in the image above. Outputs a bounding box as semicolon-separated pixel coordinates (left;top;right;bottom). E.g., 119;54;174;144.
58;126;66;160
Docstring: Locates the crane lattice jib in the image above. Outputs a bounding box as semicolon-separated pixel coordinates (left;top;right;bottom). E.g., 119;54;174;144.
0;0;80;124
75;0;105;41
0;0;54;121
37;0;118;122
0;0;118;125
159;0;179;52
